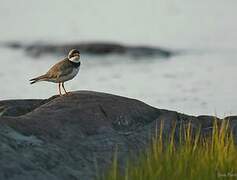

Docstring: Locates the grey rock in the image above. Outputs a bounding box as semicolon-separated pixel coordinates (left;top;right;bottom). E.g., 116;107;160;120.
5;42;173;58
0;91;236;180
0;100;42;117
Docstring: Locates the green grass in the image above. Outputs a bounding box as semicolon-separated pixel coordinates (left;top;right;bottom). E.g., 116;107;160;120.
0;106;5;117
102;120;237;180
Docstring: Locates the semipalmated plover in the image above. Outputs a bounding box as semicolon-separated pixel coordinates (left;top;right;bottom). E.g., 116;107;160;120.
30;49;81;96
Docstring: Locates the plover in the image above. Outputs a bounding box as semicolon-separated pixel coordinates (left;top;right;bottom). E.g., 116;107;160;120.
30;49;81;96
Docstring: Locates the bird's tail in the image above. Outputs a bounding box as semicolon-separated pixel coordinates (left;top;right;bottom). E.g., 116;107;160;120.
30;74;48;84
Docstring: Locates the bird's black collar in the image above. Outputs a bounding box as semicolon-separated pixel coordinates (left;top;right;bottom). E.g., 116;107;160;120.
69;60;81;68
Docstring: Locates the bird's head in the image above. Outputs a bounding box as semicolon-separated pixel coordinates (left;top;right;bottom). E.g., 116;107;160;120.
68;49;80;63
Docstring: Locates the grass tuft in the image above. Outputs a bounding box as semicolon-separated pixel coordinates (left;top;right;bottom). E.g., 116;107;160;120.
0;106;6;117
101;120;237;180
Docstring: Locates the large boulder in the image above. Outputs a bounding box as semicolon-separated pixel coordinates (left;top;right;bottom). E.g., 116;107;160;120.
0;91;236;180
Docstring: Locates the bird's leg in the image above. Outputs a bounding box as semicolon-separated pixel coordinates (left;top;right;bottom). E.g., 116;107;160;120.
62;82;69;95
58;83;62;96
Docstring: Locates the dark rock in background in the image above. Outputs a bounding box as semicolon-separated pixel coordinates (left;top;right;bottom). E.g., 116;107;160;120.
0;91;236;180
4;42;173;58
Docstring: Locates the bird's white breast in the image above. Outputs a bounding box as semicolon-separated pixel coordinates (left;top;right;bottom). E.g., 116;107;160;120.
58;67;80;82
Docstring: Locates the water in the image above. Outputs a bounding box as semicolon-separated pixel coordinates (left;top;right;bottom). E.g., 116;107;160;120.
0;0;237;116
1;0;237;49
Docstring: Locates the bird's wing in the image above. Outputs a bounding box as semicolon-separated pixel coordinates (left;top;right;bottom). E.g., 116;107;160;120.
46;59;73;79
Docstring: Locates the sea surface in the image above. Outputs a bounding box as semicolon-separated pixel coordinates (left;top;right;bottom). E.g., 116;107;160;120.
0;0;237;116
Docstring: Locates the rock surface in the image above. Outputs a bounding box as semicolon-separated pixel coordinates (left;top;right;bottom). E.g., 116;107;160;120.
0;91;236;180
5;42;173;58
